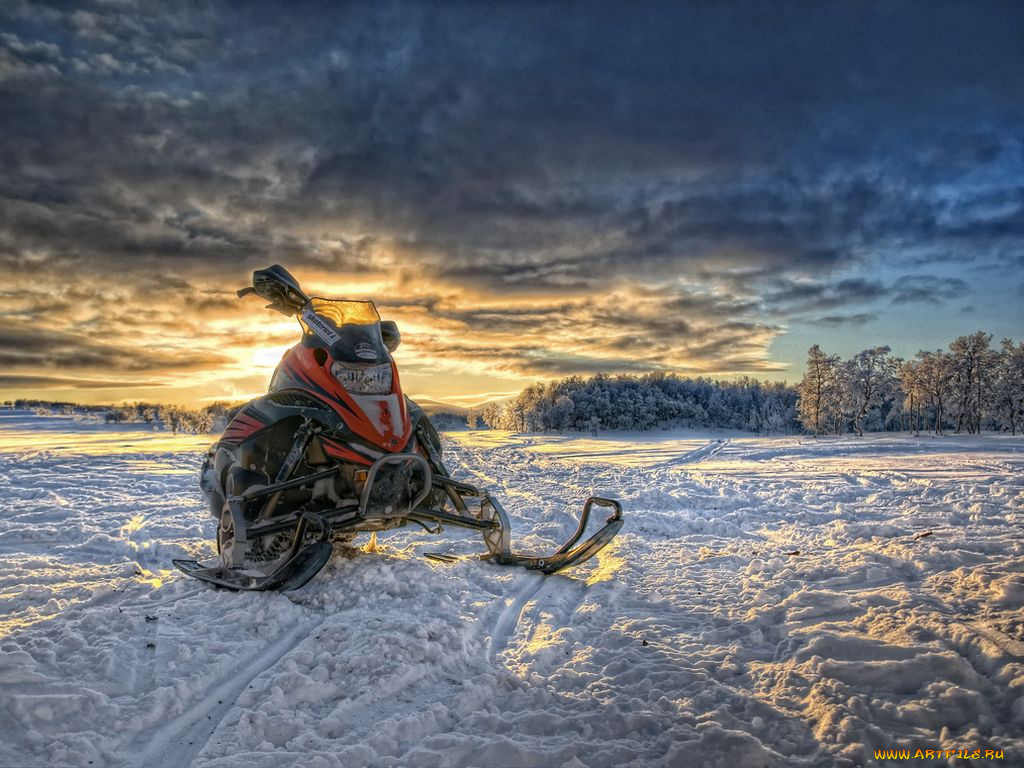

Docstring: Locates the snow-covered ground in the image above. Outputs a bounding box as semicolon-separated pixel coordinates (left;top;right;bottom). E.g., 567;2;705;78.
1;410;1022;767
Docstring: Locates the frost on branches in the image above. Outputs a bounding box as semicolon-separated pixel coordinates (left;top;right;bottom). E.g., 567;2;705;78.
797;331;1024;436
481;373;800;434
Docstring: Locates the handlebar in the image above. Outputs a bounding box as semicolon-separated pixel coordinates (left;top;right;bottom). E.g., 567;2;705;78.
237;264;309;316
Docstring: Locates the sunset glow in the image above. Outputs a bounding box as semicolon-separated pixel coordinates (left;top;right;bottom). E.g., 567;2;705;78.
1;4;1021;407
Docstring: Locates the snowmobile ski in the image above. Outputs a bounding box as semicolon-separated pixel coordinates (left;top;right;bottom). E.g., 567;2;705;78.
476;495;623;574
172;512;332;592
424;496;623;575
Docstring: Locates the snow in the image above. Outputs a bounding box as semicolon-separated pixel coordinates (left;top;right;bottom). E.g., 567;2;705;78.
1;410;1023;766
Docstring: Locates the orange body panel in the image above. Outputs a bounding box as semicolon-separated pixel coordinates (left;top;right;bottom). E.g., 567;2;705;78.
275;345;412;452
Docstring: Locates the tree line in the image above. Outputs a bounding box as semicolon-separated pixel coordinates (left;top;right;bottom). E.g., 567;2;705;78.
798;331;1024;436
7;399;472;433
477;330;1022;437
479;373;801;434
8;400;241;434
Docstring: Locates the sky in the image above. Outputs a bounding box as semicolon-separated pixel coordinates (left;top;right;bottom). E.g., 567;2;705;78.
1;1;1022;409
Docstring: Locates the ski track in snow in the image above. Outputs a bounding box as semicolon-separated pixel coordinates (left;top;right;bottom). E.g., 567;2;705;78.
133;615;324;768
486;572;547;663
1;411;1024;767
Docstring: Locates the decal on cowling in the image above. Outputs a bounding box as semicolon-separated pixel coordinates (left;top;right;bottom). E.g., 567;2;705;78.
221;411;266;443
378;400;394;435
301;307;342;345
281;359;357;416
350;393;406;439
319;436;381;465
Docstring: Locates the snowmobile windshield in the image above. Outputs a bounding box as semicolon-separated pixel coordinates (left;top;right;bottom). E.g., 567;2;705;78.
302;298;380;330
298;298;390;365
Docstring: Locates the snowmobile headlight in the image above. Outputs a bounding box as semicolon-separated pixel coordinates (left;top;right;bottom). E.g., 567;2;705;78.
330;361;393;394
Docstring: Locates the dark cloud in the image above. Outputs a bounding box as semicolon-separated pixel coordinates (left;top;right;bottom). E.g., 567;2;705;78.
763;278;889;314
495;355;658;377
594;310;693;339
3;2;1021;278
400;288;785;377
0;374;166;389
891;275;971;305
814;313;879;327
0;321;232;372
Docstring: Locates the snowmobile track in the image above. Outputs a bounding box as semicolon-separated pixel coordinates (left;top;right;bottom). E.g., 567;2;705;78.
486;571;547;663
119;585;205;610
500;575;593;673
327;571;581;751
325;661;443;736
958;620;1024;660
131;615;323;768
662;438;730;467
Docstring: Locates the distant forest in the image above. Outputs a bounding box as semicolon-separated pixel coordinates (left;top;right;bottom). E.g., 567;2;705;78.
479;374;799;435
5;400;240;434
8;331;1022;437
4;399;472;435
480;331;1024;436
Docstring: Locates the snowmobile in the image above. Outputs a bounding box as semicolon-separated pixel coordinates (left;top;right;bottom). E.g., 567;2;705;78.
173;265;623;591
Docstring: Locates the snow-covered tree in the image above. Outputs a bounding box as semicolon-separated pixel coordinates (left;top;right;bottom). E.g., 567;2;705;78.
993;338;1024;435
899;358;925;435
916;350;953;435
797;345;841;435
842;346;898;437
948;331;998;434
478;372;800;434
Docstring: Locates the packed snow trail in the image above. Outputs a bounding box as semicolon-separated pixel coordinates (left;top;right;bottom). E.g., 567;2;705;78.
1;411;1023;766
132;614;324;767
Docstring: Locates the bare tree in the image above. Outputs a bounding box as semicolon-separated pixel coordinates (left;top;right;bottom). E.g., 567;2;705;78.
158;406;185;434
